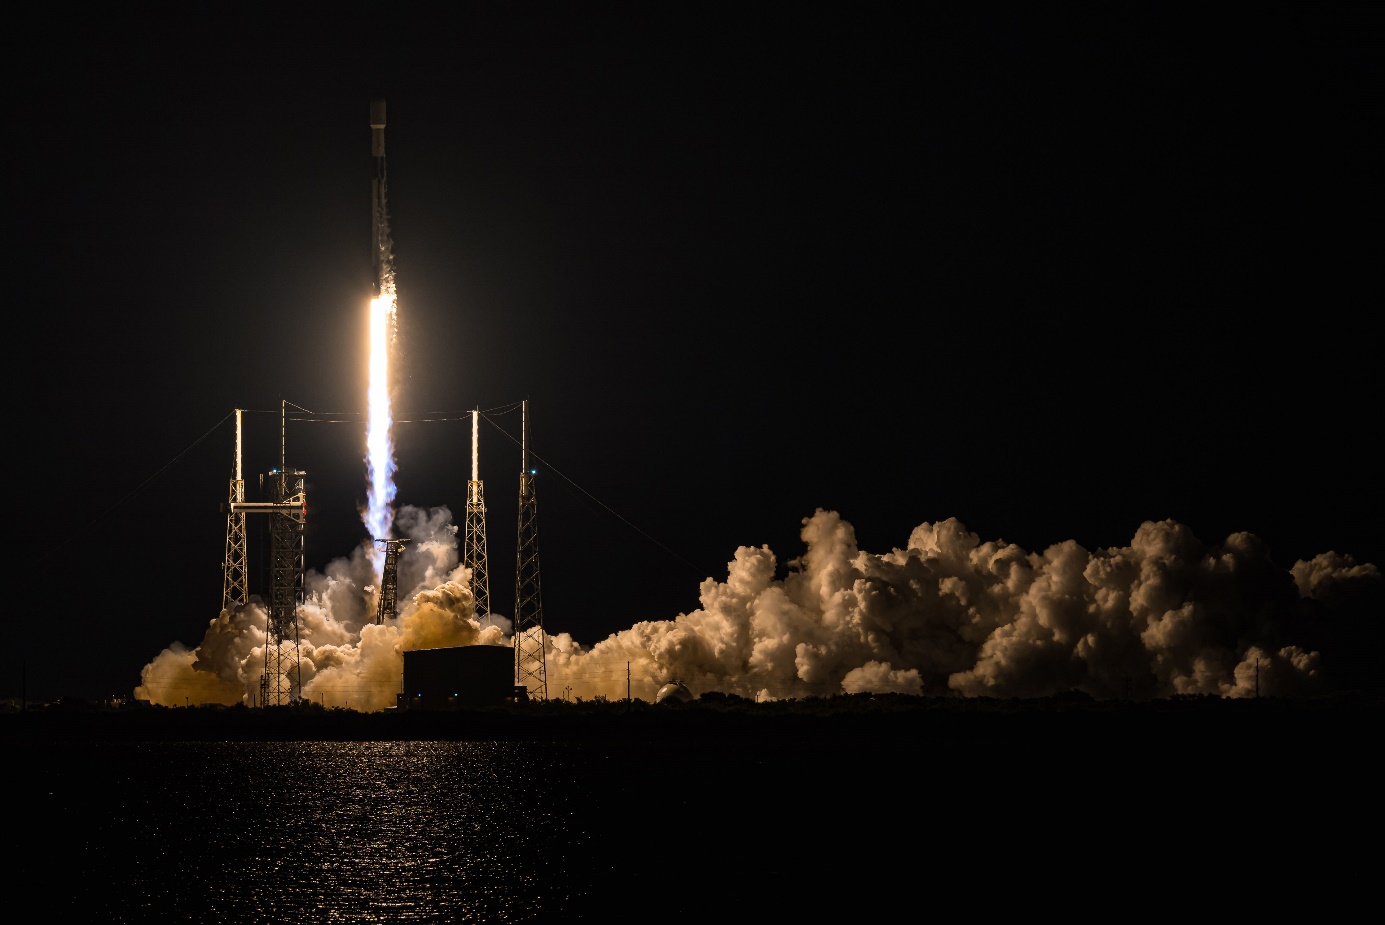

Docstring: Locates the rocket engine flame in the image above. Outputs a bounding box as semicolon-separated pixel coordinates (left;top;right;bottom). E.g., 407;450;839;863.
366;289;397;573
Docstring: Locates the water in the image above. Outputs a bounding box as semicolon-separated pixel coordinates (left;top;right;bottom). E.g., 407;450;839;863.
16;734;870;922
27;740;606;921
10;702;1378;921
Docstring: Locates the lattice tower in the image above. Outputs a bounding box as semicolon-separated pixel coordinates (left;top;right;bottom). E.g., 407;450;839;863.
261;466;306;706
463;409;491;621
513;400;547;699
221;409;248;611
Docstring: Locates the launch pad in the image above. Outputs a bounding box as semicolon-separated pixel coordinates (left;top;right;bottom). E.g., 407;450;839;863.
210;100;550;709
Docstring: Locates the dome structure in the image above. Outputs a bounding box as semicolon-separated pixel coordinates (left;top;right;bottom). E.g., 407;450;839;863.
655;680;693;703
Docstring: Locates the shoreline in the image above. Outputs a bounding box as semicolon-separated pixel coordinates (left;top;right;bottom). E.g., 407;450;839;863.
5;690;1378;749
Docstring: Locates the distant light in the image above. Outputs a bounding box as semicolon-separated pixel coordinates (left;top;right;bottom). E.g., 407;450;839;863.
529;468;536;475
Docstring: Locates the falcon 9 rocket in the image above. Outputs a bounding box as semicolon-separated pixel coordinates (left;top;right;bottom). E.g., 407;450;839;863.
369;98;391;296
365;97;398;571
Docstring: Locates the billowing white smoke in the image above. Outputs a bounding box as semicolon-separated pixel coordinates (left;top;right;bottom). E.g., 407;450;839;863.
549;510;1379;701
137;505;510;711
136;507;1381;710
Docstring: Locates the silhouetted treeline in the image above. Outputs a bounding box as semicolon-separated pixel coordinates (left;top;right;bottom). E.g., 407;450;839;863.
3;691;1379;765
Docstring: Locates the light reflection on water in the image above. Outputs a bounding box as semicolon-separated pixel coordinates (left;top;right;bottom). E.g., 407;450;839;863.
27;740;606;922
15;713;1339;920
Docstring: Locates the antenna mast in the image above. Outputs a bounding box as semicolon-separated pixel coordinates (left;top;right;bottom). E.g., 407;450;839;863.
513;399;547;700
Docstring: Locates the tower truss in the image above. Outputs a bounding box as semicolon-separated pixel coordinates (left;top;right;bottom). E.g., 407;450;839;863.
374;537;410;624
222;404;307;707
463;409;491;622
260;466;306;706
513;399;547;700
221;409;248;612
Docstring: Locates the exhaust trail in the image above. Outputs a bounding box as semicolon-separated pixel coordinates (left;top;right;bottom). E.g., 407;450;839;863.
366;97;397;582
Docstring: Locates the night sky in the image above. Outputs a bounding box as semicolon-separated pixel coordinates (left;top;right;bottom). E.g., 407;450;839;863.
11;4;1380;704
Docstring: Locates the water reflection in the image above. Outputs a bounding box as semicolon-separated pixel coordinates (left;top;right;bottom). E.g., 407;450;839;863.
29;740;599;922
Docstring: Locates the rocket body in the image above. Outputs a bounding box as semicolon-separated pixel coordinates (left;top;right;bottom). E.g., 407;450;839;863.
370;98;389;296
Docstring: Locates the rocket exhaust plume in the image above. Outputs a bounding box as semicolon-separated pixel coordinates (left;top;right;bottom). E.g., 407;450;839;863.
366;97;397;580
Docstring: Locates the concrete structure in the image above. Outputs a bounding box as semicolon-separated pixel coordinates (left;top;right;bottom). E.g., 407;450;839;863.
400;645;514;709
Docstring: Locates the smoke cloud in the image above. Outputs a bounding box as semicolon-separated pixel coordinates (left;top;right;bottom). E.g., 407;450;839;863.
136;507;1381;710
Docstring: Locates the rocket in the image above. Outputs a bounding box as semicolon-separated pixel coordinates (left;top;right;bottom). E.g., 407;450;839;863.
370;98;389;296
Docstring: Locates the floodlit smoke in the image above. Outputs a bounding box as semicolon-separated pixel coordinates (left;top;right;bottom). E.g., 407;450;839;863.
137;505;510;711
136;508;1380;710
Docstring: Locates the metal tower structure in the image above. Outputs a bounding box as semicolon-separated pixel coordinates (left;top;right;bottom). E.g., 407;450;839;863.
221;408;248;612
259;464;306;705
463;409;491;622
221;403;308;706
373;537;410;623
513;399;547;700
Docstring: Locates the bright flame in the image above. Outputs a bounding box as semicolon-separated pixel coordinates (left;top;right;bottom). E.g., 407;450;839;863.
366;290;397;577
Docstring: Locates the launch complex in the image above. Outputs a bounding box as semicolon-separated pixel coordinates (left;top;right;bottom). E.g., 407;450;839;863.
219;101;548;708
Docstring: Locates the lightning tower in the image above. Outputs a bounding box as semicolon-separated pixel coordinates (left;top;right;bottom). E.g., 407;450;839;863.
262;402;306;705
463;409;491;622
513;399;547;699
221;402;307;706
221;408;248;611
260;462;306;705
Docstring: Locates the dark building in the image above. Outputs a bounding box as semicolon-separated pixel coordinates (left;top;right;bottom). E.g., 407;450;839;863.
400;644;514;709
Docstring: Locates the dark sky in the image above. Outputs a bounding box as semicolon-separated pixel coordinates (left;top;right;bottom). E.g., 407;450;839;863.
10;4;1380;703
